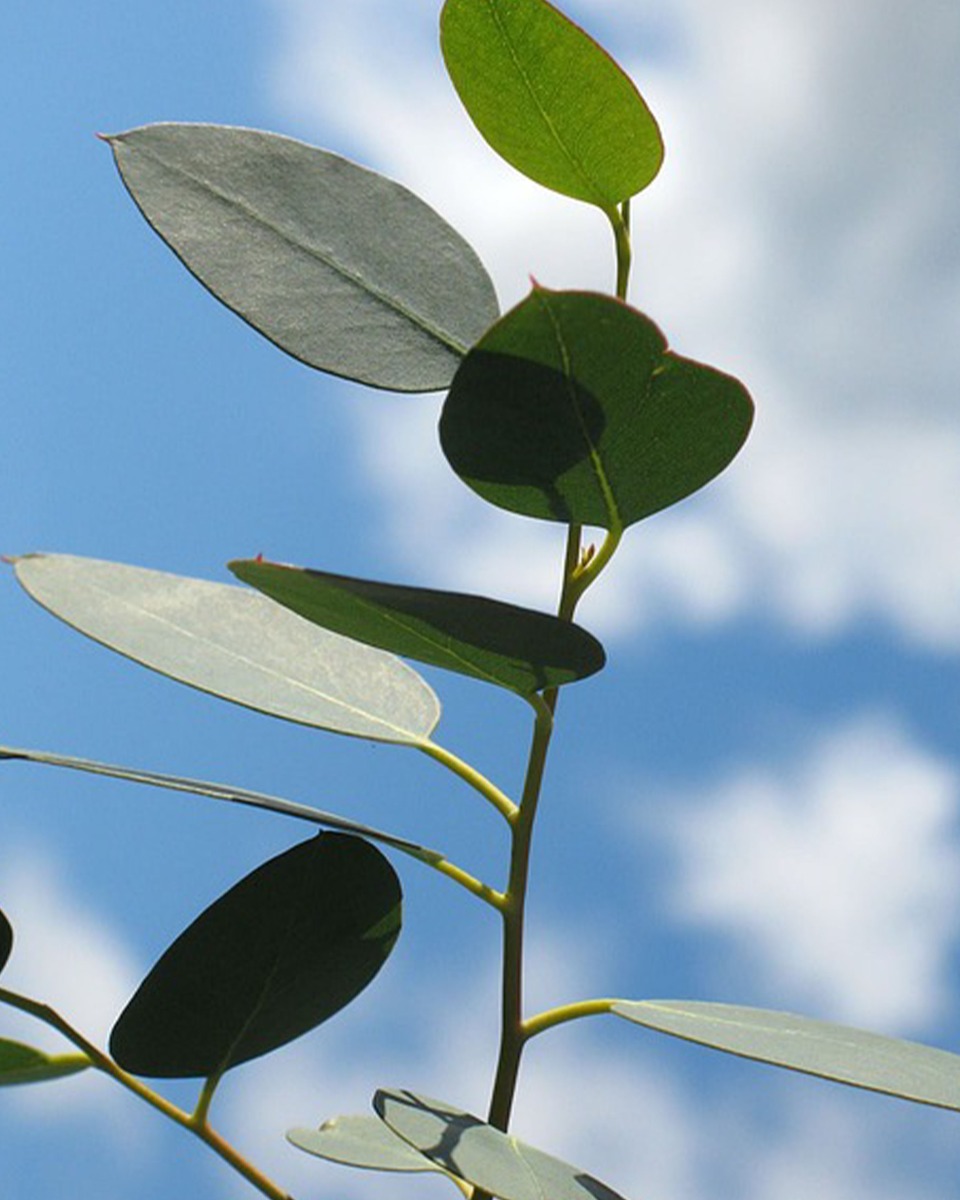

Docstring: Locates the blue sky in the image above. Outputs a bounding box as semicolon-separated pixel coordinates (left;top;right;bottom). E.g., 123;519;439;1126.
3;2;960;1199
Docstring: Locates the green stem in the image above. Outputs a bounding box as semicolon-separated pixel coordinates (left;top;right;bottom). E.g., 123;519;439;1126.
609;200;632;301
0;986;293;1200
418;739;518;821
522;998;616;1040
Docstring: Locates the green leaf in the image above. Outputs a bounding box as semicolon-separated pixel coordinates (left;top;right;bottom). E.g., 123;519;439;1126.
440;288;754;528
104;123;499;392
11;554;439;746
441;0;662;209
0;909;11;975
0;744;439;861
614;1000;960;1112
288;1114;443;1174
110;833;401;1079
0;1040;91;1086
229;559;605;696
375;1090;627;1200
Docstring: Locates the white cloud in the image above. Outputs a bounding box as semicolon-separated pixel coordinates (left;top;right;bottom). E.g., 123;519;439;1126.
641;716;960;1033
263;0;960;648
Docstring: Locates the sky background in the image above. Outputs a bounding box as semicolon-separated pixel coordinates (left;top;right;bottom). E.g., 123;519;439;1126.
3;2;960;1199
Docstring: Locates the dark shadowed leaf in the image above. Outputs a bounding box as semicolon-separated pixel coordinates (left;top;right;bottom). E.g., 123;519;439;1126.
288;1114;443;1173
375;1090;627;1200
229;560;605;695
105;123;499;391
11;554;439;745
110;834;401;1079
0;909;11;975
614;1001;960;1111
441;288;753;528
0;1040;90;1086
441;0;662;208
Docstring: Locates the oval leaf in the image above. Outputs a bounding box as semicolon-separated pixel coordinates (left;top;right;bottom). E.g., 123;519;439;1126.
440;288;754;528
110;833;401;1078
105;123;499;391
441;0;662;208
0;908;11;975
375;1090;627;1200
229;559;605;696
614;1000;960;1112
0;1040;91;1086
288;1114;442;1174
11;554;439;745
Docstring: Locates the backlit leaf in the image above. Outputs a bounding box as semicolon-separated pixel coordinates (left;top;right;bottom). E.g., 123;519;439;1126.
614;1000;960;1111
288;1114;442;1173
441;0;662;208
11;554;439;745
105;123;499;391
0;909;11;975
440;288;753;528
111;833;401;1078
229;559;605;695
375;1089;627;1200
0;1040;90;1087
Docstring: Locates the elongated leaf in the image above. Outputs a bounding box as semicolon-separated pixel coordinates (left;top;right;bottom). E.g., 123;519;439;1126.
0;1040;90;1086
441;288;753;528
375;1090;627;1200
0;909;11;975
441;0;662;208
614;1000;960;1112
111;833;401;1078
0;744;437;860
229;560;605;695
289;1114;442;1174
105;124;499;391
11;554;439;745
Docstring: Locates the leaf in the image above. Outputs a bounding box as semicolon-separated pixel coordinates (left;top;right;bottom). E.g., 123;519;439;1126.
110;833;401;1078
375;1089;627;1200
441;0;662;209
441;288;754;529
0;744;439;860
229;559;605;696
0;908;11;975
105;123;499;392
614;1000;960;1112
288;1114;443;1174
11;554;440;746
0;1040;91;1086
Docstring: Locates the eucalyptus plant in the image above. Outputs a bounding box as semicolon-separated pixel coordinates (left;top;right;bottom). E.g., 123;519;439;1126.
3;1;959;1197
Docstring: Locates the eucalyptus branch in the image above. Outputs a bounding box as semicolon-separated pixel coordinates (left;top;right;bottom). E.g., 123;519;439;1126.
418;738;519;821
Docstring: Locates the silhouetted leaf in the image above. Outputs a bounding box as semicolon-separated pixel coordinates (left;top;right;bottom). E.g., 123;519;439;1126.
289;1114;443;1173
614;1001;960;1111
105;123;499;391
441;288;753;528
229;560;605;695
375;1090;627;1200
11;554;439;745
111;833;401;1078
0;909;11;975
441;0;662;208
0;1040;90;1086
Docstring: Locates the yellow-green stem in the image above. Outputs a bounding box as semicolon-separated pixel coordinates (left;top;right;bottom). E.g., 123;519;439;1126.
523;998;616;1040
0;986;292;1200
418;739;518;822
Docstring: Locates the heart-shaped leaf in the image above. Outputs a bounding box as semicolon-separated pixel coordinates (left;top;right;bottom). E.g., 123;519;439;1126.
375;1090;627;1200
440;288;754;528
229;560;605;696
0;909;11;975
614;1000;960;1112
0;1040;91;1087
105;123;499;391
441;0;662;209
288;1114;443;1173
11;554;439;746
110;833;401;1078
